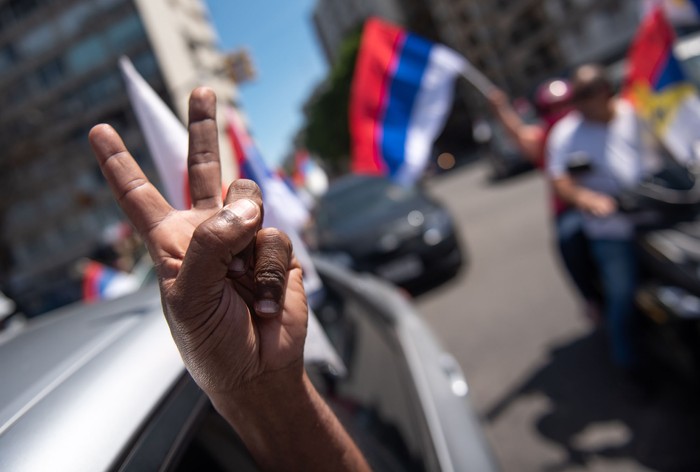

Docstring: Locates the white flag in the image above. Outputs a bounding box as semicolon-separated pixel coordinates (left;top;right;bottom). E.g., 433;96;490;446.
119;56;189;210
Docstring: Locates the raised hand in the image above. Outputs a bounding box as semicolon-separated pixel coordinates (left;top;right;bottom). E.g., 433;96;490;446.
88;88;308;395
89;87;369;472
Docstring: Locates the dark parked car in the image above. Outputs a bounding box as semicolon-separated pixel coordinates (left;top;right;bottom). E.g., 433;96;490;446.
0;257;496;471
312;175;464;292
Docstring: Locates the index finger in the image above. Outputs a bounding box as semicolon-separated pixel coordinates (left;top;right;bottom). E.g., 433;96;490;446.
89;124;172;236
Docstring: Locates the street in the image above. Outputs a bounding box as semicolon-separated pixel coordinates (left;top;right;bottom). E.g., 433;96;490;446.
417;162;700;472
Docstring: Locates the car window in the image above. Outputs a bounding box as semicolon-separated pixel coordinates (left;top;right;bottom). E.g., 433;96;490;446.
114;373;258;472
308;280;441;471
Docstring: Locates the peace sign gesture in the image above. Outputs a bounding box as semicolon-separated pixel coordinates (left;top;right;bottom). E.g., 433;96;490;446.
89;87;308;395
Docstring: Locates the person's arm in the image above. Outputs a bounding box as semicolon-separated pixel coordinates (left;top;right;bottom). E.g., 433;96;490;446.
487;88;544;164
212;370;367;471
552;175;616;217
546;122;616;217
89;87;370;472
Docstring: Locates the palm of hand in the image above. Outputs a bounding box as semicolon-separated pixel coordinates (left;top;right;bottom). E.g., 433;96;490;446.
154;208;307;392
89;89;308;395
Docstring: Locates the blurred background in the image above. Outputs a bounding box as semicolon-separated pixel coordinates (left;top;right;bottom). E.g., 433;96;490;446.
2;0;700;471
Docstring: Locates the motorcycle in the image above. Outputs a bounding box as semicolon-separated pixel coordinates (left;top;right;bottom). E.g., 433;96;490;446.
569;157;700;382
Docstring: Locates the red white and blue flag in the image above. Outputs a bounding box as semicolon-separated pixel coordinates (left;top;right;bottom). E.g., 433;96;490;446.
226;107;310;231
82;261;139;302
292;150;328;201
350;18;472;185
624;6;700;162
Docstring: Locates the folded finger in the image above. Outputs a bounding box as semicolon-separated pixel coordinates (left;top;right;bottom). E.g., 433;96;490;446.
253;228;292;318
188;87;222;210
176;198;262;300
89;124;172;237
225;179;264;277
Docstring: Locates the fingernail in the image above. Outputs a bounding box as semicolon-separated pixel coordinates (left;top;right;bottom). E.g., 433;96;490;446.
255;300;280;315
230;199;258;221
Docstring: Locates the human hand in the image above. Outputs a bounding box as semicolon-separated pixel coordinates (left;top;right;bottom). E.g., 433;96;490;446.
576;190;617;217
88;88;308;396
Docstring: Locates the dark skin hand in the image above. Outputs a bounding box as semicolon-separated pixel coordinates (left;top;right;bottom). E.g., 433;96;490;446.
89;87;370;471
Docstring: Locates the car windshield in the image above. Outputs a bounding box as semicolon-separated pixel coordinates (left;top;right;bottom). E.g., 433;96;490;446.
317;179;418;227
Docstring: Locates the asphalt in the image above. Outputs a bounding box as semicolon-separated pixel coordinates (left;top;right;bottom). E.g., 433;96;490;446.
416;162;700;472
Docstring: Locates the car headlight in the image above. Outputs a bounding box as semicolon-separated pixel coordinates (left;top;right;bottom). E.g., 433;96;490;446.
423;211;452;246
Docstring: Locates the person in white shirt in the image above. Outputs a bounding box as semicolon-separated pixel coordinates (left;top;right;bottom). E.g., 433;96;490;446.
547;64;659;371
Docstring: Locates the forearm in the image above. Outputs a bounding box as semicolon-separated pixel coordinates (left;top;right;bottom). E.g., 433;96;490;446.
553;176;589;208
492;103;525;145
210;365;370;472
492;107;541;162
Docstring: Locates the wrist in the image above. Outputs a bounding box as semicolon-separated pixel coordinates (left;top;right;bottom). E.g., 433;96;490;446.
572;188;594;210
209;359;307;421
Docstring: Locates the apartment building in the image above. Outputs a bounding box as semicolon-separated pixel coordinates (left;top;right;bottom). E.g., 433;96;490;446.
429;0;639;95
0;0;239;315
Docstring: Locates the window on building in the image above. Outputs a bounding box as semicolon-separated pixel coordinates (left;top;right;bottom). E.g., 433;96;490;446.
105;14;146;52
57;2;95;38
132;50;160;81
38;57;65;88
73;71;121;110
65;35;108;75
16;22;56;58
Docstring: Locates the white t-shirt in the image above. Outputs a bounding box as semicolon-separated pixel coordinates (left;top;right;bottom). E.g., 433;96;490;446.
547;100;659;239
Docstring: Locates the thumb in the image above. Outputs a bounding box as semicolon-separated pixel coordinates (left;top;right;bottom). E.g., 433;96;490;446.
174;199;261;300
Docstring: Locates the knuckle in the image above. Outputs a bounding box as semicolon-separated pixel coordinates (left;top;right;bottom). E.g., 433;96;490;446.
255;262;286;286
188;150;218;165
254;263;286;299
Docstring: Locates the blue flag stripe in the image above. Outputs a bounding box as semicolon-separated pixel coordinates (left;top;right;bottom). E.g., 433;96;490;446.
654;52;688;91
381;34;432;176
98;267;117;297
691;0;700;14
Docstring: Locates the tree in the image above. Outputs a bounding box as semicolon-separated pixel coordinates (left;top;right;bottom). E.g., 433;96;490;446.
302;29;362;175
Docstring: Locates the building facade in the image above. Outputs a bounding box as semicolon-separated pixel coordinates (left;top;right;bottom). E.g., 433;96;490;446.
0;0;239;315
312;0;406;65
428;0;640;96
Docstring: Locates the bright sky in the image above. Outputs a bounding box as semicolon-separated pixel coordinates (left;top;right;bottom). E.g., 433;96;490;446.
205;0;328;166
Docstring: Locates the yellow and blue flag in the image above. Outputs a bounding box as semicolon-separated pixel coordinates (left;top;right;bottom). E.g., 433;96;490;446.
644;0;700;25
624;6;700;163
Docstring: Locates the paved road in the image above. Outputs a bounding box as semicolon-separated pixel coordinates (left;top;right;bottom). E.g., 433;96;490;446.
417;162;700;472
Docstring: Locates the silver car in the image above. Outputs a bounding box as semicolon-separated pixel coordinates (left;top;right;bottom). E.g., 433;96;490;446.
0;258;497;471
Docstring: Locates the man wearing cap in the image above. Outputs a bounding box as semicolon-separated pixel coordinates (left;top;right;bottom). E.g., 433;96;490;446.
546;64;660;373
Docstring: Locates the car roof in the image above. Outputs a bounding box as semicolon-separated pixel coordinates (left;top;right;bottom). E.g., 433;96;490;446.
323;174;391;198
0;284;185;472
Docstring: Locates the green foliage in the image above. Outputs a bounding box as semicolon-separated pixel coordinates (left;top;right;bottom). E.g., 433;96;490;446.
303;28;362;174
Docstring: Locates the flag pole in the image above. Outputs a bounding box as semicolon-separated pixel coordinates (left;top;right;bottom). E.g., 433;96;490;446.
458;59;497;97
